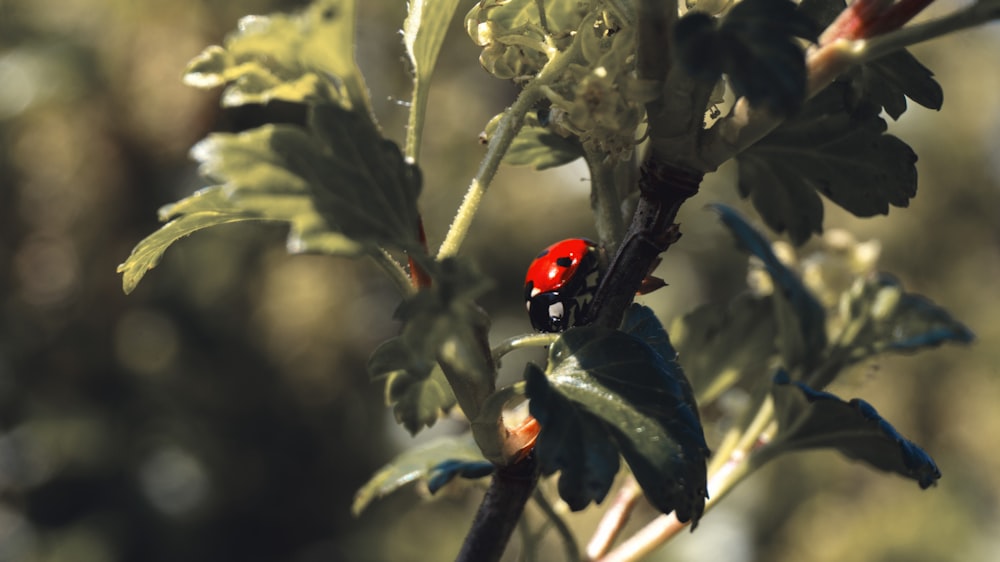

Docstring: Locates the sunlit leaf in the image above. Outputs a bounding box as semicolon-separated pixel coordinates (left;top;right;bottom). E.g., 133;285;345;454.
674;0;818;115
117;209;259;294
119;104;420;293
670;293;777;402
712;204;826;374
369;337;457;435
352;434;489;516
526;326;709;524
735;82;918;244
481;112;584;170
184;0;368;108
765;372;941;489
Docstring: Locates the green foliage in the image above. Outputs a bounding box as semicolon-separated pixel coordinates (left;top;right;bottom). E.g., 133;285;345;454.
371;259;495;432
352;434;489;516
369;337;457;434
183;0;368;109
736;83;918;244
113;0;992;558
674;0;818;115
671;294;777;402
765;372;942;489
526;313;709;524
118;104;421;293
712;205;827;374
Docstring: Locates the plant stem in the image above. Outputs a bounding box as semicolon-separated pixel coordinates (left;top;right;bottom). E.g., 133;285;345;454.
532;488;581;562
371;248;416;296
587;147;628;253
456;456;540;562
492;333;559;365
436;39;581;259
863;0;1000;60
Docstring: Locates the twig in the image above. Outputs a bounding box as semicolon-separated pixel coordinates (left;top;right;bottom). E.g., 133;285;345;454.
585;477;642;560
456;457;541;562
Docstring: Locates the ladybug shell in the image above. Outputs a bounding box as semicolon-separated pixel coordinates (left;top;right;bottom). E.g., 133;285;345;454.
524;238;598;332
525;238;596;297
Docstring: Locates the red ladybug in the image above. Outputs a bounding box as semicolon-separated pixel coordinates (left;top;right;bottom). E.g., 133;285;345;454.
524;238;600;332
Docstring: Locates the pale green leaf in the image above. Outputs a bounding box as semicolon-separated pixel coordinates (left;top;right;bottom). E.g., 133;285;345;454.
183;0;368;109
402;0;461;159
117;211;259;294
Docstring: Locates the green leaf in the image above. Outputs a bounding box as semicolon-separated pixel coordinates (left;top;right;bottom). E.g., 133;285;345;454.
845;51;943;120
765;372;941;489
674;0;818;115
831;273;974;367
670;294;778;402
481;112;584;170
369;337;457;435
402;0;462;160
712;205;827;374
119;104;419;293
527;326;709;524
799;0;943;120
392;258;496;425
184;0;369;109
352;433;488;516
735;82;918;244
116;206;260;294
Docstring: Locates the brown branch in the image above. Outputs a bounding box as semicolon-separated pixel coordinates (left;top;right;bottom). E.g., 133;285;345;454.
455;456;540;562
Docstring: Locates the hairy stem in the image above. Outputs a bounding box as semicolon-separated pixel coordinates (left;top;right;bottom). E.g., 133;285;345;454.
437;38;582;259
456;457;540;562
372;248;416;296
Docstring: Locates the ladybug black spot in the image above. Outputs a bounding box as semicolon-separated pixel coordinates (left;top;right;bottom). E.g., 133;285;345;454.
555;257;573;267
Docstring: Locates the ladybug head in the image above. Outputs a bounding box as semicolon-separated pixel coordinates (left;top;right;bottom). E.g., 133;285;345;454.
526;290;574;333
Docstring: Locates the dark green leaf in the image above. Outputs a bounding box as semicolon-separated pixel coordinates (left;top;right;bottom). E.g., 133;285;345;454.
767;372;941;489
736;82;918;244
299;104;423;248
674;0;818;115
183;0;367;108
834;273;974;365
369;337;457;435
527;327;709;524
481;112;584;170
670;293;778;402
799;0;943;120
352;434;488;516
712;205;826;373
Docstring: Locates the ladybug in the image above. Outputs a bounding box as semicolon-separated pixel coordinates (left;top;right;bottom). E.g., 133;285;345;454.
524;238;600;332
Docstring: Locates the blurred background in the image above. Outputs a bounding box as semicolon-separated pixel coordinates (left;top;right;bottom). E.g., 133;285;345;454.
0;0;997;561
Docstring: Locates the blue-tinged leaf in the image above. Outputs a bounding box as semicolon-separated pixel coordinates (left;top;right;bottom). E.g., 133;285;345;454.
426;459;496;494
711;204;826;373
526;327;709;524
352;434;490;516
818;273;974;385
766;372;941;489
